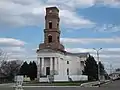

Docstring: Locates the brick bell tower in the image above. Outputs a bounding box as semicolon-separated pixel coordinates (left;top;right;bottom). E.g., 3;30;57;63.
38;7;64;51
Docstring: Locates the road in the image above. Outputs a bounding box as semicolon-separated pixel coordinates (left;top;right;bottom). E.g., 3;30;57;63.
101;80;120;88
0;80;120;90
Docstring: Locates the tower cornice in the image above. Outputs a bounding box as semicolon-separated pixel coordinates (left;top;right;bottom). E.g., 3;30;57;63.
44;29;60;34
46;7;59;12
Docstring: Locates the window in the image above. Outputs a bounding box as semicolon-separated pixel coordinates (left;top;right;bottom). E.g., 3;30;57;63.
57;23;59;28
49;22;52;29
57;36;59;42
67;68;69;75
67;61;69;64
48;35;52;43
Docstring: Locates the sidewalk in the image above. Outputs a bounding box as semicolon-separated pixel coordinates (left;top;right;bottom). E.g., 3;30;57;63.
80;80;110;87
0;83;14;87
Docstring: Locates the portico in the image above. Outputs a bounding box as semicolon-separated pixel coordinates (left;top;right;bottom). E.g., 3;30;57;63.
37;56;59;77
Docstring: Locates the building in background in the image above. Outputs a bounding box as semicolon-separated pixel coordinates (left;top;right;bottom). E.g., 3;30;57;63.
109;70;120;80
36;7;89;82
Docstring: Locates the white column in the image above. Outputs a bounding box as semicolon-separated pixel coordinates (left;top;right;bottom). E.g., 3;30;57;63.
37;57;40;79
50;57;53;75
58;58;60;75
55;57;58;75
39;58;41;76
41;57;44;75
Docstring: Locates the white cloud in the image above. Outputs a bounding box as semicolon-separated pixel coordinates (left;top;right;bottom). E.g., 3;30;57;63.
0;0;95;28
0;38;37;61
100;0;120;8
66;47;120;54
65;48;93;53
0;0;45;27
61;37;120;44
3;47;26;53
93;24;120;32
0;38;27;60
60;10;95;29
103;48;120;52
47;0;120;8
1;0;120;29
0;38;26;46
47;0;95;9
65;47;120;59
0;0;120;66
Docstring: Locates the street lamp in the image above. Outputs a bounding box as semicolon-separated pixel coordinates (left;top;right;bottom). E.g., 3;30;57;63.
93;48;102;87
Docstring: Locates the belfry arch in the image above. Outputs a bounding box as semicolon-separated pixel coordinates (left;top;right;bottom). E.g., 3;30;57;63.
48;35;52;43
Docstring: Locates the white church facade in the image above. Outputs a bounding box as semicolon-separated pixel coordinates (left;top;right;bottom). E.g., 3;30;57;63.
36;7;89;82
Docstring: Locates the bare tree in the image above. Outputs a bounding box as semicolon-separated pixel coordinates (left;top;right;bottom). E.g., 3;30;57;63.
1;60;22;75
0;49;8;66
0;49;23;81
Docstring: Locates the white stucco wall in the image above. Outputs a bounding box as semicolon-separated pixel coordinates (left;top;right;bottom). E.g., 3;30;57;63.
39;77;48;82
64;55;83;75
54;75;68;82
58;57;66;75
69;75;88;81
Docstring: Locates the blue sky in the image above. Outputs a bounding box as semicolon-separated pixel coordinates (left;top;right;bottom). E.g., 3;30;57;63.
0;0;120;72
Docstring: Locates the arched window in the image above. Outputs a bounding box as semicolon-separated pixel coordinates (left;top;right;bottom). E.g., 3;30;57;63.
49;22;52;29
67;68;69;75
48;35;52;43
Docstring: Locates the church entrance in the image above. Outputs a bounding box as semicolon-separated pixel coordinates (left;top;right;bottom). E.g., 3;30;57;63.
46;67;50;75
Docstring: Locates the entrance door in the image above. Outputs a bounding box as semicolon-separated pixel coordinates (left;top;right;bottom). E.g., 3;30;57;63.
46;67;50;75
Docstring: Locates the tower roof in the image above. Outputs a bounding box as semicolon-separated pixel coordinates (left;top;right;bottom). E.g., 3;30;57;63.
46;6;59;12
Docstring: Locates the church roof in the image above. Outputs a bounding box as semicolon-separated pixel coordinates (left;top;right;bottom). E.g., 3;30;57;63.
37;48;89;57
64;51;90;57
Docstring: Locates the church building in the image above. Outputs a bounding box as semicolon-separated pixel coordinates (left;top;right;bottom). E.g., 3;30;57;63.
36;7;89;82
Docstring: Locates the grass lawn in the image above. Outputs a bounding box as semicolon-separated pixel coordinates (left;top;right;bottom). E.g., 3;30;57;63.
23;81;88;86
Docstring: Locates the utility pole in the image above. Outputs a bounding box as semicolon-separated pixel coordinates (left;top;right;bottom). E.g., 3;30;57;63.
93;48;102;87
110;64;113;74
109;64;114;82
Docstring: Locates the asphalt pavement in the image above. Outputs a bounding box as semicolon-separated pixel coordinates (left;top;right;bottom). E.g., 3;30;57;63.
101;79;120;88
0;80;120;90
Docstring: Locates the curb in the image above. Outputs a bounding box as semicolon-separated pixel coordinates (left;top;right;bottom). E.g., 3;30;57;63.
11;86;81;88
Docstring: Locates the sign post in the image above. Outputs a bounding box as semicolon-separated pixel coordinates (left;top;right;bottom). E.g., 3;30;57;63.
15;75;24;90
